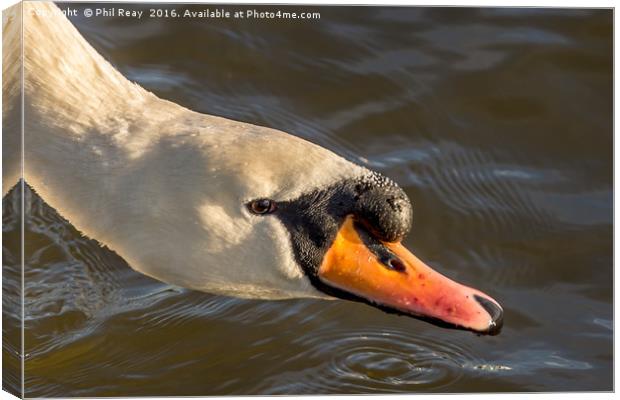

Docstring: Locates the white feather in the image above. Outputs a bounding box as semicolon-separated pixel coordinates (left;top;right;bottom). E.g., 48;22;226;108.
2;2;369;299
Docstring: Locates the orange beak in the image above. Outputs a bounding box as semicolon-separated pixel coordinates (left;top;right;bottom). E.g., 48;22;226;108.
319;216;503;334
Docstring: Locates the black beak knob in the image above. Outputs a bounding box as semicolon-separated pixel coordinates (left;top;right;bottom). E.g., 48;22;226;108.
353;173;413;243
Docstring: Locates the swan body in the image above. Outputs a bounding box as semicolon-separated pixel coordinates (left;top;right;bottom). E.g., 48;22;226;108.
2;2;503;333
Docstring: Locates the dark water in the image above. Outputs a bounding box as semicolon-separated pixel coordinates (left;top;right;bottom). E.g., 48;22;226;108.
3;3;612;396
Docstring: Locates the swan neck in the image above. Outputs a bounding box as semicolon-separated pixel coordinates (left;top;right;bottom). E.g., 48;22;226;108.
21;2;153;133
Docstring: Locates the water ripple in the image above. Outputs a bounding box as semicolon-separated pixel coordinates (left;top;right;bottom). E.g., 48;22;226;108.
257;328;484;394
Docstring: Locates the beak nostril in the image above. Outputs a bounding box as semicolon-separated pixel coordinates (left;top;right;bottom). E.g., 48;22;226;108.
474;294;504;335
382;256;406;273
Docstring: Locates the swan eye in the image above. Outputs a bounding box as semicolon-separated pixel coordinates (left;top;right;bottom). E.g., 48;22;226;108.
248;199;277;215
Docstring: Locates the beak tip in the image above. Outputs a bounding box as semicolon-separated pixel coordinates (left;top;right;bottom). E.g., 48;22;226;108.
474;294;504;335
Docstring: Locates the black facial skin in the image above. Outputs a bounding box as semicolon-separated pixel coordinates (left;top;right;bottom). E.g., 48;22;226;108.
274;171;412;281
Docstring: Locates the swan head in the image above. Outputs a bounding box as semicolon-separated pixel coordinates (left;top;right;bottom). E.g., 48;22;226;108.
123;125;503;336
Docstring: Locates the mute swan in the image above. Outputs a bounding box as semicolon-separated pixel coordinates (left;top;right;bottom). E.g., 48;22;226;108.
3;2;503;334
